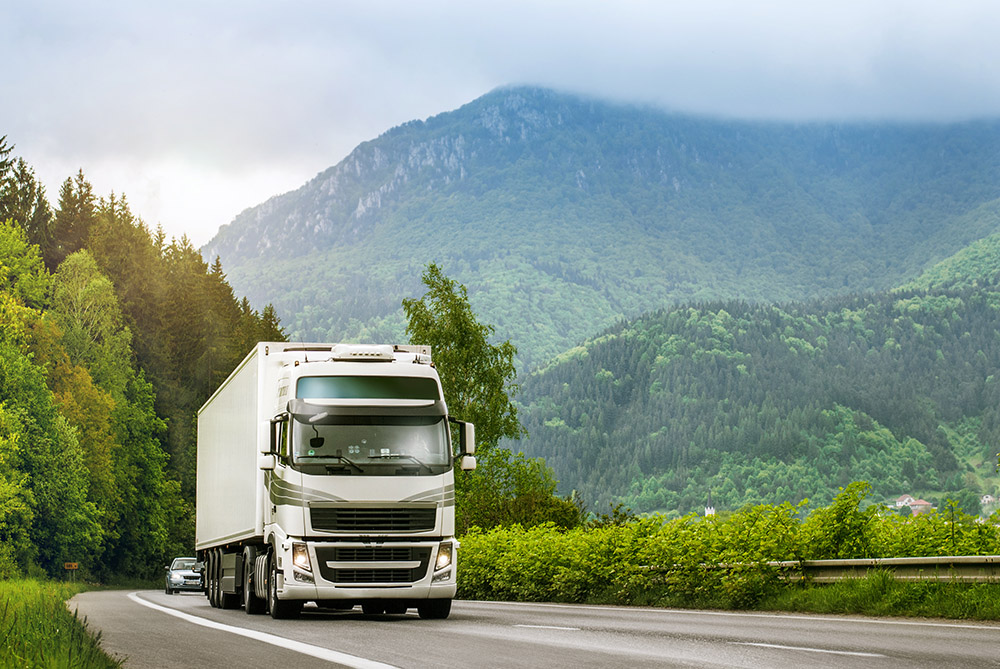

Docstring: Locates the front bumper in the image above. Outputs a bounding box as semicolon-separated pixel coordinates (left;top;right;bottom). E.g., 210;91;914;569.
275;539;457;602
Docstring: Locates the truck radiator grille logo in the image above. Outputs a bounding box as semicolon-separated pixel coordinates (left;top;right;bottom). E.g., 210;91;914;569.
310;507;435;532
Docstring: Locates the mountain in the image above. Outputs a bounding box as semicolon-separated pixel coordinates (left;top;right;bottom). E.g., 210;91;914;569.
205;86;1000;370
511;269;1000;515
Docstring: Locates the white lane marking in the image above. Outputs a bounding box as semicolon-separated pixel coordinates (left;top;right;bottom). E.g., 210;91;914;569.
471;600;1000;632
730;641;885;658
127;592;399;669
514;624;581;631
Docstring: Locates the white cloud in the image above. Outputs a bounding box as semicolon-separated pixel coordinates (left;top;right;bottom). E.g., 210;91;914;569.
5;0;1000;246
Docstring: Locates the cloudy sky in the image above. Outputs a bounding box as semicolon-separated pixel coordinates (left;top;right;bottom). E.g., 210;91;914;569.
5;1;1000;247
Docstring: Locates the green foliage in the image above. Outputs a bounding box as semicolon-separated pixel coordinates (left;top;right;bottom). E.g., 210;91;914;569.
403;264;581;532
0;158;286;579
515;283;1000;514
458;483;1000;613
770;572;1000;621
455;448;583;534
403;263;523;450
0;579;120;668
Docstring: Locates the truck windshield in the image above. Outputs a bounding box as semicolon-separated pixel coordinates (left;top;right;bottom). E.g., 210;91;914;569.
290;414;450;475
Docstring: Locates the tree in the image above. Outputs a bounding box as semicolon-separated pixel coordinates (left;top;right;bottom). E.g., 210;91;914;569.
402;263;524;450
0;222;102;575
49;170;96;268
403;263;580;531
0;156;54;257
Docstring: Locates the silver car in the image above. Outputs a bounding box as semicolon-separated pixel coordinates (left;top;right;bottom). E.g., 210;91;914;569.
165;557;203;594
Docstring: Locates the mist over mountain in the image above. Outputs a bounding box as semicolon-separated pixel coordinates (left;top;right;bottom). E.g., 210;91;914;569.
205;86;1000;370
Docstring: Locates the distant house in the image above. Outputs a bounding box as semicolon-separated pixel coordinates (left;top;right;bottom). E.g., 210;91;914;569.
909;499;934;516
894;494;933;516
982;494;995;506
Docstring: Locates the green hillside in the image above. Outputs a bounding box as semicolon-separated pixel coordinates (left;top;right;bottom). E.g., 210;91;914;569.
206;87;1000;369
512;276;1000;515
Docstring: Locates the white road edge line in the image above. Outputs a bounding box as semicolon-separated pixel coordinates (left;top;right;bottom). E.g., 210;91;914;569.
470;600;1000;632
514;624;581;631
730;641;885;658
127;592;399;669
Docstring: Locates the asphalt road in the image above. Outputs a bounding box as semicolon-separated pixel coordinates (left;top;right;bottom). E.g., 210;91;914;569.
69;590;1000;668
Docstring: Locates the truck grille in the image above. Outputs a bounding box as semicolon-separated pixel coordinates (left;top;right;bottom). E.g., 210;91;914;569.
310;507;436;533
314;546;431;584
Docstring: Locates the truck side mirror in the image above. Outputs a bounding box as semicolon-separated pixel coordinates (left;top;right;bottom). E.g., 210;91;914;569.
258;454;276;471
460;455;477;471
461;422;475;456
449;418;475;456
267;414;286;456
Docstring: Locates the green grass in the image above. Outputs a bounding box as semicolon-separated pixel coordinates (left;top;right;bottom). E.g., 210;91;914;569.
0;579;121;668
760;571;1000;621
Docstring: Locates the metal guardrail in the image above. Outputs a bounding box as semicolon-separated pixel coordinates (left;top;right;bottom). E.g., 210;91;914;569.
769;555;1000;583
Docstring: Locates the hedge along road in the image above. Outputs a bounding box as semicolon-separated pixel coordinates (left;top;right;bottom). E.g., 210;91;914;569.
69;590;1000;668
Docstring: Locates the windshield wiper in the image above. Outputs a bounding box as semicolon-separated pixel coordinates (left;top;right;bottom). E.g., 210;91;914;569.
368;453;432;473
297;454;363;473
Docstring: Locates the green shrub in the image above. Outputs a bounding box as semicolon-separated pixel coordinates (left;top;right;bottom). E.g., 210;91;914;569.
458;482;1000;616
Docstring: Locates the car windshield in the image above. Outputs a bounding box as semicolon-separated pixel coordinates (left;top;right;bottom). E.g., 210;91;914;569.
291;414;450;474
171;558;196;570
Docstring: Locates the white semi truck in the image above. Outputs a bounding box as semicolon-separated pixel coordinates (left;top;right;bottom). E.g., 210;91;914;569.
196;342;476;619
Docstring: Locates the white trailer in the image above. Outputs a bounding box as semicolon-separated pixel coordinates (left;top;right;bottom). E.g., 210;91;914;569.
196;342;475;619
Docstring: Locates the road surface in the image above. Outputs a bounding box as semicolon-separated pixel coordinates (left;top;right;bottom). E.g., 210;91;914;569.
69;590;1000;668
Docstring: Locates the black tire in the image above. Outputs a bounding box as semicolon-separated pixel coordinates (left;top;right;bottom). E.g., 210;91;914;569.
207;551;219;608
361;602;385;615
267;552;301;619
243;547;266;615
165;583;172;595
417;599;451;620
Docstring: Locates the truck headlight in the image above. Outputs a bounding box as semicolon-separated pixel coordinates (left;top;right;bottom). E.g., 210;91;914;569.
292;542;312;572
435;542;453;571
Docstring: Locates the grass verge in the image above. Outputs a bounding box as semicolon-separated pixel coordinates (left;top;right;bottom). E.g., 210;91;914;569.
759;571;1000;620
0;579;121;668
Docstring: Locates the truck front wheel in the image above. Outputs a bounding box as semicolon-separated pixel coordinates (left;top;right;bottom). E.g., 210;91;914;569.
417;599;451;619
243;547;266;615
267;552;301;619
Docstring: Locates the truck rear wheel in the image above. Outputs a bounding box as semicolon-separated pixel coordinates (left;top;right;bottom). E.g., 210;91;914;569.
267;552;301;619
207;551;220;608
417;599;451;619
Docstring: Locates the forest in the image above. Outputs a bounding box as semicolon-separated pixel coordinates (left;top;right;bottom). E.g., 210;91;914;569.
0;137;285;580
513;252;1000;515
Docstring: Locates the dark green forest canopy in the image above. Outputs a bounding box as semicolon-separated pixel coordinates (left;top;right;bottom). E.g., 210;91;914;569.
0;139;286;578
206;86;1000;369
510;274;1000;516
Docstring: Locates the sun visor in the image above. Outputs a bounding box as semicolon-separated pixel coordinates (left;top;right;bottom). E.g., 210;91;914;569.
287;398;447;422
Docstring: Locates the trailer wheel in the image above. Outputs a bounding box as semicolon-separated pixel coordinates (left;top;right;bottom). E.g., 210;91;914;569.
243;547;266;615
207;551;219;608
267;552;301;619
417;599;451;619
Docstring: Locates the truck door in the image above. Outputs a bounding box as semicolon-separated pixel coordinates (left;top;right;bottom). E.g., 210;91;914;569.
267;415;304;532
